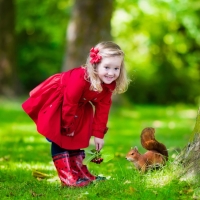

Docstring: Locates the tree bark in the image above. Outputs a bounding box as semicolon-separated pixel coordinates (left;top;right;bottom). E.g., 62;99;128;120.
63;0;113;71
0;0;19;96
177;107;200;182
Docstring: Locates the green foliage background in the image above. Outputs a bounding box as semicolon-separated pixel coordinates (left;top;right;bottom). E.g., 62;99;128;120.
16;0;73;89
16;0;200;104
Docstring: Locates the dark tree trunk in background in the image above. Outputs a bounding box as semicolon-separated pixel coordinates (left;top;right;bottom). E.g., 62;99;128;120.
177;108;200;183
0;0;20;96
63;0;113;70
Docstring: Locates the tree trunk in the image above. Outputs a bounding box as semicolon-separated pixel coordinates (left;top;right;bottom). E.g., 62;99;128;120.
0;0;20;96
177;107;200;182
63;0;113;71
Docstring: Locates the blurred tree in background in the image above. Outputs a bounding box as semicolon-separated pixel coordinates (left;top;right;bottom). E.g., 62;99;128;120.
0;0;199;104
0;0;20;96
63;0;113;70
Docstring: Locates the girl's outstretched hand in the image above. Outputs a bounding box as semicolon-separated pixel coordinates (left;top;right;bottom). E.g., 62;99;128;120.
65;132;74;136
94;137;104;151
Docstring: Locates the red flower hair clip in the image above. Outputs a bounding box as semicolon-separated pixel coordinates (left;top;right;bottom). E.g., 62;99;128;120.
90;47;102;64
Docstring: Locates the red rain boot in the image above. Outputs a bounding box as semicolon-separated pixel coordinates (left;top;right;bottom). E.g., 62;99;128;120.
69;150;106;181
53;152;91;187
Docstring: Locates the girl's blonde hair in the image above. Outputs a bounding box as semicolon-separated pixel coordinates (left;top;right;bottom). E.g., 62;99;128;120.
84;41;130;94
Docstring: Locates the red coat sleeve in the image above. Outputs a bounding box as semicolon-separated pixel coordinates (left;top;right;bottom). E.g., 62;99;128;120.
61;68;86;133
92;90;113;139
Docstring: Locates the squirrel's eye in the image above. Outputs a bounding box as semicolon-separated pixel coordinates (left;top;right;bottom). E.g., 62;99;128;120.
131;153;134;155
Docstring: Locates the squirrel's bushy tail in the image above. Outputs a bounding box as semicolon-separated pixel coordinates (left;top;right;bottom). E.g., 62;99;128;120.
141;127;168;161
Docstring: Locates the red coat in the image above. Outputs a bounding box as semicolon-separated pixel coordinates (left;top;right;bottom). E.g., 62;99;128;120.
22;67;115;150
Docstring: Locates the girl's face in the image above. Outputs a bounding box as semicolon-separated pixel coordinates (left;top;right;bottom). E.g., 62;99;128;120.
96;56;122;84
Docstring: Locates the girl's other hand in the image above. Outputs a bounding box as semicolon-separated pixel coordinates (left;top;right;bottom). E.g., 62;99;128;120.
66;132;74;137
94;137;104;151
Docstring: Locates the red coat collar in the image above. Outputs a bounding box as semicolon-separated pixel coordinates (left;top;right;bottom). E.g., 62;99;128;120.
102;81;116;91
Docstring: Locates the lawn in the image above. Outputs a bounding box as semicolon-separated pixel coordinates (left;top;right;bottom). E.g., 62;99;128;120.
0;97;199;200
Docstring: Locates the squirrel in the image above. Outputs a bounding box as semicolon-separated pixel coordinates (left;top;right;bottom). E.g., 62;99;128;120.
126;127;168;172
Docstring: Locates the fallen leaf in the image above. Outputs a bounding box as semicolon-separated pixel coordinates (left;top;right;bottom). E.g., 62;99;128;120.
32;170;51;179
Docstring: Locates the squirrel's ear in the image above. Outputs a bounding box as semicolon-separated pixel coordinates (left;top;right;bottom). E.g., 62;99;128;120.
134;146;138;150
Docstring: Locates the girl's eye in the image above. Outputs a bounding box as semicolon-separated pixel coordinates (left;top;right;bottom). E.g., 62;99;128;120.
115;68;119;70
105;66;109;69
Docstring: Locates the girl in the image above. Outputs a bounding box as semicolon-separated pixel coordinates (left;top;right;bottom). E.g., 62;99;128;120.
22;41;129;187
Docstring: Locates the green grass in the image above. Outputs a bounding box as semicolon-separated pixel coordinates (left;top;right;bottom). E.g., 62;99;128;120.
0;98;199;200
